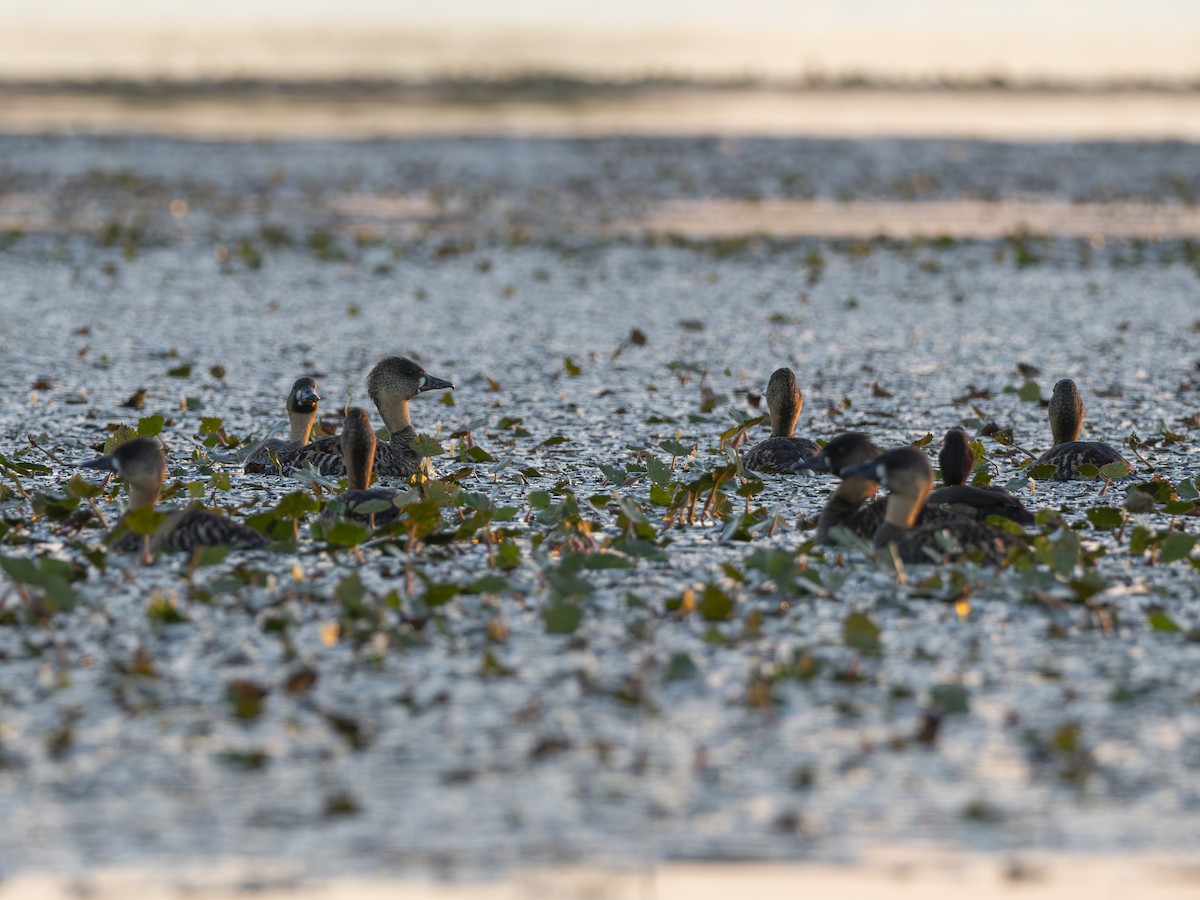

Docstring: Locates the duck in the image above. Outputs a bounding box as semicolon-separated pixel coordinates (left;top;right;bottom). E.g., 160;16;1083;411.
794;432;976;544
742;367;819;473
243;376;321;473
324;407;402;526
927;428;1036;525
840;447;1027;565
1036;378;1132;481
81;436;266;558
274;356;454;477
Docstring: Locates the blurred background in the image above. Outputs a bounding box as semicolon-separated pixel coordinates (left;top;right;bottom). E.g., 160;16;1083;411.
2;0;1198;82
1;0;1198;138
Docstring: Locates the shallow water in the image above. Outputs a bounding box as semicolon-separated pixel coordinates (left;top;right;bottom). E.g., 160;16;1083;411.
0;134;1198;884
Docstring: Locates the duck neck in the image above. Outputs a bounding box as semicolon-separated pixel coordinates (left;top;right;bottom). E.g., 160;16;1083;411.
127;482;160;511
834;475;878;506
770;392;800;438
1049;393;1083;443
344;437;374;491
288;407;317;445
376;394;413;442
883;487;927;531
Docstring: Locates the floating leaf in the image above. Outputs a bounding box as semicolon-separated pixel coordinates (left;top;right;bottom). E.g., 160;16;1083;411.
1159;534;1197;564
1148;612;1181;632
665;652;698;681
1100;460;1133;480
410;433;445;458
1085;507;1123;530
929;684;970;715
699;584;734;621
543;602;583;634
65;473;103;499
843;611;881;654
563;357;582;377
137;414;165;436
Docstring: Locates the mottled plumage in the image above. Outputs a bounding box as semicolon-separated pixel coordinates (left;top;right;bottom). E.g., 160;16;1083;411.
82;437;265;555
841;447;1028;565
275;356;453;477
244;377;321;473
1035;379;1132;481
742;367;819;473
929;427;1035;525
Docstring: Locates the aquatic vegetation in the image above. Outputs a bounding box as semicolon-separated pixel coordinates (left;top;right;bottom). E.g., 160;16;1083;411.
1;133;1200;879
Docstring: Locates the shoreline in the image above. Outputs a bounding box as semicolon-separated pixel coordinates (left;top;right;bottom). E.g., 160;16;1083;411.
3;852;1200;899
4;87;1200;140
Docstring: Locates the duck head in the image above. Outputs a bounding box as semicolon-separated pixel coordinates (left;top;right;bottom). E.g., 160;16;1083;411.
287;377;321;415
80;436;166;510
793;432;884;502
840;446;934;529
367;356;454;436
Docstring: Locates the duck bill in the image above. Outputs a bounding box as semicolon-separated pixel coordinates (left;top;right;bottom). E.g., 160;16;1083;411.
418;373;455;393
791;450;832;474
838;460;883;482
297;385;321;404
79;454;119;473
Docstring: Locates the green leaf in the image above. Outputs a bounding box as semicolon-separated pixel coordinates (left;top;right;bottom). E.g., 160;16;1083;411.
929;684;970;715
1148;612;1181;632
699;584;734;621
466;445;495;462
124;506;167;536
1178;478;1199;501
191;546;230;568
543;602;583;634
665;652;698;682
147;595;189;623
660;439;692;458
65;473;103;499
1085;507;1124;530
1100;460;1133;480
644;455;672;488
1076;463;1101;479
843;611;881;654
423;582;459;607
1159;533;1197;564
1051;529;1080;575
1027;464;1058;481
137;414;165;436
167;364;192;378
199;416;224;434
598;464;626;485
577;553;634;570
103;425;138;454
563;357;582;377
1130;526;1157;555
322;521;370;547
409;433;444;458
1017;380;1043;403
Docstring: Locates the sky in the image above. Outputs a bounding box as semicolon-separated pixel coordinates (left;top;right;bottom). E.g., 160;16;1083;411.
1;0;1197;81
